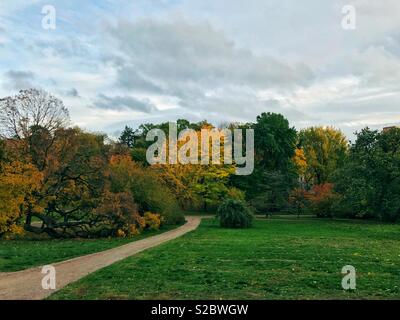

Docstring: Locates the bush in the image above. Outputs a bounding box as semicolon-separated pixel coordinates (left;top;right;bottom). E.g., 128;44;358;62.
93;191;145;238
226;187;246;201
216;199;253;228
161;210;186;225
109;155;184;225
289;188;310;217
129;170;184;225
144;212;161;230
308;183;337;218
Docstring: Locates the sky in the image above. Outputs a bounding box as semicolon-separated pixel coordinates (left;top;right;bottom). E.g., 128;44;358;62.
0;0;399;140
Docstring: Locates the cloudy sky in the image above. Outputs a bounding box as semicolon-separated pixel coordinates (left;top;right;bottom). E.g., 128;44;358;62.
1;0;399;139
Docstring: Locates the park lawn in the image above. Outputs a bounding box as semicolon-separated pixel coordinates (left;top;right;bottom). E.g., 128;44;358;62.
50;218;400;300
0;226;176;272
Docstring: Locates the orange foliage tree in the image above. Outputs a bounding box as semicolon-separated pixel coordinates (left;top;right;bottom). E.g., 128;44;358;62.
0;161;43;237
307;183;337;218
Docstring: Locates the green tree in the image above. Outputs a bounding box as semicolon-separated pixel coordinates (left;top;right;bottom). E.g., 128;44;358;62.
231;113;298;213
193;165;235;212
119;126;136;148
254;112;297;171
334;127;400;221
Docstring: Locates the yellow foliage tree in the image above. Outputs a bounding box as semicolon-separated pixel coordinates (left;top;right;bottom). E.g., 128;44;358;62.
0;161;43;236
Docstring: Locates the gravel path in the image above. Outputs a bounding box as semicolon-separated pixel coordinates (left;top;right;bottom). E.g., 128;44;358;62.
0;216;201;300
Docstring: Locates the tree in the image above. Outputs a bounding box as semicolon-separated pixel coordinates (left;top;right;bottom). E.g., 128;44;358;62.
109;155;184;224
94;191;144;237
216;199;253;228
293;148;307;184
193;165;235;212
129;119;237;211
334;127;400;221
249;170;292;214
231;113;298;213
289;188;309;218
0;89;69;139
299;127;348;185
0;161;43;237
254;112;297;171
307;183;337;218
119;126;136;148
23;128;111;237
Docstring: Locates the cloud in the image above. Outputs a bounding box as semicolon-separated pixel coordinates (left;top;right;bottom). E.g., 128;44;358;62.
3;70;36;91
108;18;314;94
93;94;158;113
0;1;399;138
66;88;80;97
98;18;316;126
349;46;400;87
0;0;41;16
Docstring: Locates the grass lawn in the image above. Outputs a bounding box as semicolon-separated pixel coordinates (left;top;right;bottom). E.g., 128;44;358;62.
0;226;176;272
50;218;400;300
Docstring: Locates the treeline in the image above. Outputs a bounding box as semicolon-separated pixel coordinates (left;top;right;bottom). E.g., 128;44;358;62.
0;89;399;238
122;108;400;222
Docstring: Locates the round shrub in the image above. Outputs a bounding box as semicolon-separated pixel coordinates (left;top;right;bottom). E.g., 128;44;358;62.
216;199;254;228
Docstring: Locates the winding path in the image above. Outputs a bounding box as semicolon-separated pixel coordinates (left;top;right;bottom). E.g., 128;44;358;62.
0;216;201;300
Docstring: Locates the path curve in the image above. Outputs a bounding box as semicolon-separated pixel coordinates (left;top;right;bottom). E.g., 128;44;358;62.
0;216;201;300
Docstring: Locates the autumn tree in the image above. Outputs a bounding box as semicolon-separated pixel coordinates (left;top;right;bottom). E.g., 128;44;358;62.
293;148;307;185
125;119;237;212
0;90;170;238
22;128;110;237
109;154;183;224
307;183;337;218
299;127;348;186
0;161;43;237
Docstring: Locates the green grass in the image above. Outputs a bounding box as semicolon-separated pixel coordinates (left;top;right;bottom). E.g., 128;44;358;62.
50;218;400;300
0;226;175;272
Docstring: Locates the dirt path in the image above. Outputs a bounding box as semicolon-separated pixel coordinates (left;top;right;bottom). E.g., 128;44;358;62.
0;216;201;300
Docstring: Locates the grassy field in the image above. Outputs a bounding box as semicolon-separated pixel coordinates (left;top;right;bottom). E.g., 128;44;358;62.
0;226;175;272
50;218;400;300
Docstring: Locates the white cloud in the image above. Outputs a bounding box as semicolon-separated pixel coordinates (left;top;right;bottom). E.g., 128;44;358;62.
0;0;399;137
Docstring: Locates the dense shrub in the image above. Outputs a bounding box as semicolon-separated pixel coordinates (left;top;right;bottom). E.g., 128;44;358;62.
307;183;337;218
216;199;253;228
144;212;161;230
243;170;292;214
129;169;183;224
162;210;186;225
93;191;144;238
289;188;310;217
109;155;184;225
